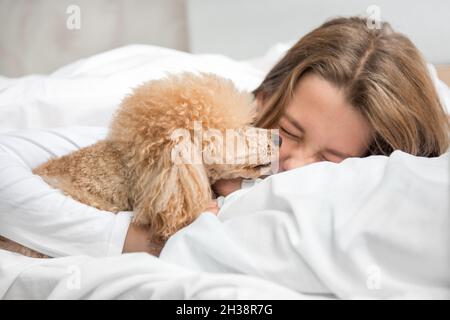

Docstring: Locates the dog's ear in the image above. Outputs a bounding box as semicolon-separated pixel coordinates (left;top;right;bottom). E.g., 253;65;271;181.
132;146;212;241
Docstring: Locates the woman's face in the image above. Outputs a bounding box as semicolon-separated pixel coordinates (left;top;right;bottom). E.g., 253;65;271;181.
277;73;373;172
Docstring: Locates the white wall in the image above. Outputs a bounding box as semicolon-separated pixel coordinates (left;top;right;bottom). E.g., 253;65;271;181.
0;0;188;77
187;0;450;64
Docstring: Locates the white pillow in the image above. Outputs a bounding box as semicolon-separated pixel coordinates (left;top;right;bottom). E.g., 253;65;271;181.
0;45;263;133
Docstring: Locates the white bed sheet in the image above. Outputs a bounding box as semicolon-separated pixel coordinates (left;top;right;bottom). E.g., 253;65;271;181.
0;250;312;300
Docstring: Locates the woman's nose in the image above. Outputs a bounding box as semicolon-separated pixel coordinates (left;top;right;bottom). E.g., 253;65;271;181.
281;151;319;171
284;158;316;171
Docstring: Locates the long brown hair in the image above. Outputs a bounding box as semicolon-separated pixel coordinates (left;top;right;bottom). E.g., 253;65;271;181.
254;17;449;157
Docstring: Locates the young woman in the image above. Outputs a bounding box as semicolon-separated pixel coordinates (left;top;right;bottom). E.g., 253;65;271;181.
212;16;450;197
125;17;449;254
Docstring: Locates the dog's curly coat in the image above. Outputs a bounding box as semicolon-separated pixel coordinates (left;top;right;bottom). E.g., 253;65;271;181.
0;72;276;258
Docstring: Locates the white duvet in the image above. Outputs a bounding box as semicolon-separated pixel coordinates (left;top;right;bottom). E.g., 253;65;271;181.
0;45;449;300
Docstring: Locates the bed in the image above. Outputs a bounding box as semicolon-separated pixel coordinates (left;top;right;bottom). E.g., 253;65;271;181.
0;44;449;299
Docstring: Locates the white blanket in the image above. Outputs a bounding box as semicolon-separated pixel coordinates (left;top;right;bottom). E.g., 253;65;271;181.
0;45;449;299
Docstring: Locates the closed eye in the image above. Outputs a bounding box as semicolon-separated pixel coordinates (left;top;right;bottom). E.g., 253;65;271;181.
319;154;330;162
320;152;346;163
280;126;302;141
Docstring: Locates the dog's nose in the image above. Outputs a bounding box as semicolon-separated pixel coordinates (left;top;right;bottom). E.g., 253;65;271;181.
271;133;282;147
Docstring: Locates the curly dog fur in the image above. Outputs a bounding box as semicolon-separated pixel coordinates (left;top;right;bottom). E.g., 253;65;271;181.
0;72;276;258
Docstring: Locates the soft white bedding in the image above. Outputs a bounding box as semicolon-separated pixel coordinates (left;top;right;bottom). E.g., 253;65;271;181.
0;45;449;299
161;150;450;299
0;251;311;300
